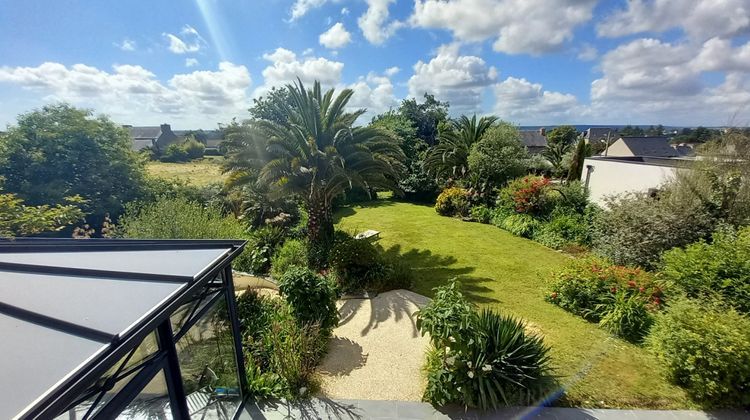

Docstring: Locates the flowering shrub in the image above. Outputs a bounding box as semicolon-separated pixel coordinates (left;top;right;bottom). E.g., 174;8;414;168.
435;187;470;217
497;176;552;216
418;282;554;409
547;257;664;341
647;299;750;406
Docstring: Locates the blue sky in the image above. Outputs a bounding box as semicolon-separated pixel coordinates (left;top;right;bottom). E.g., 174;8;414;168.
0;0;749;129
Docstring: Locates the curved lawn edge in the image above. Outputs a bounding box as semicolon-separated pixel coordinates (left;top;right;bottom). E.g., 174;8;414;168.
336;199;693;409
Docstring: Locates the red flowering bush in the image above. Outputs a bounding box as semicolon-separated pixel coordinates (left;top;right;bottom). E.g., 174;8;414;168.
546;256;665;342
496;176;552;216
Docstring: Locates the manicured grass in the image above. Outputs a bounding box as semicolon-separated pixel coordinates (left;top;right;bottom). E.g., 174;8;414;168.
146;156;226;186
336;199;693;409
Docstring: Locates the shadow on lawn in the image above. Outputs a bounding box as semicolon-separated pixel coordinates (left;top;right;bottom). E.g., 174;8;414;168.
382;245;500;304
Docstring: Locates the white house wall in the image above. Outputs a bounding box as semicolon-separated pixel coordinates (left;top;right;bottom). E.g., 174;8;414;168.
583;158;679;206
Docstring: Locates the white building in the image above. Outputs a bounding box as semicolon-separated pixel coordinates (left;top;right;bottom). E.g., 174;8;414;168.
583;156;692;206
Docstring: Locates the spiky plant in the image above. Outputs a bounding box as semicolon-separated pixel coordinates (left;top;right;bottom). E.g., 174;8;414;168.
423;114;497;180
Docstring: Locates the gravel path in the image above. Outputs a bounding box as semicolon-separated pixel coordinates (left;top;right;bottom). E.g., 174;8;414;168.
316;289;432;401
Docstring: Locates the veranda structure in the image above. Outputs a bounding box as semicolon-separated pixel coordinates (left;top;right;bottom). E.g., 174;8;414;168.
0;238;248;419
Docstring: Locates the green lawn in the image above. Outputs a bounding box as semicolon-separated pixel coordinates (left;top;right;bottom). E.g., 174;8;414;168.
146;156;227;187
336;199;693;409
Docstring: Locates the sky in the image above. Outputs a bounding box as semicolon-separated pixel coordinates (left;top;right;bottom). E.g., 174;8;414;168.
0;0;749;129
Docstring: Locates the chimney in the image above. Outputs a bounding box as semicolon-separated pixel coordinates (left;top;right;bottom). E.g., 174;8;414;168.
160;123;172;133
539;127;546;136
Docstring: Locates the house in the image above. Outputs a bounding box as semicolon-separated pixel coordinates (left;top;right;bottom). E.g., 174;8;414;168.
584;127;617;149
125;123;179;152
602;136;682;158
519;128;548;154
583;156;693;206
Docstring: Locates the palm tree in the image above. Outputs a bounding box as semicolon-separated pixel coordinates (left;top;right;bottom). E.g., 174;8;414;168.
542;141;572;178
423;114;497;180
224;80;404;261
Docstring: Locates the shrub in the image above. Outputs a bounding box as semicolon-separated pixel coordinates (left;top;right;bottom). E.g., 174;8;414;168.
278;267;339;336
236;290;327;398
372;247;415;291
270;239;308;279
119;196;253;272
160;143;190;162
418;282;554;409
496;176;552;216
598;291;654;343
435;187;470;217
467;123;528;188
647;299;750;406
660;226;750;314
183;138;206;160
469;205;492;224
499;213;540;238
247;225;286;274
593;191;716;270
549;181;589;214
533;212;590;249
547;257;664;324
329;236;381;292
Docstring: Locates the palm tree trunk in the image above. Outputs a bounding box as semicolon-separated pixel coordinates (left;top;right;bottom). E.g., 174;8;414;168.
306;194;334;268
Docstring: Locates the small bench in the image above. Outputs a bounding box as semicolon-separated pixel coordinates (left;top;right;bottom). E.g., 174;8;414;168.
354;229;380;240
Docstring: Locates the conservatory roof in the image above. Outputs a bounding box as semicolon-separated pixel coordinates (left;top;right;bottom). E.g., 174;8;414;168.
0;238;245;419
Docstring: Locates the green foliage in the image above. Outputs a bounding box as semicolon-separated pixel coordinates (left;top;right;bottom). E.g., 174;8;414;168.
236;290;327;398
647;299;750;406
548;257;663;341
467;123;528;188
435;187;470;217
416;281;476;348
271;238;308;279
549;181;589;214
424;115;498;180
546;125;578;146
159;138;205;162
247;225;286;274
470;205;493;224
329;236;381;292
397;93;449;146
278;267;339;336
119;196;253;272
418;282;554;409
660;226;750;314
499;213;540;238
0;192;84;237
593;191;716;269
566;137;591;182
0;104;146;221
542;141;572;178
670;126;717;144
533;212;590;249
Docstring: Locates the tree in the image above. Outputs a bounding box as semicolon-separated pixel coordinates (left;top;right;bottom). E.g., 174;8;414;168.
398;93;449;146
224;80;404;265
249;86;292;125
424;115;498;180
0;104;146;223
542;141;572;179
645;124;665;136
546;125;578;146
566;136;591;182
619;125;645;136
0;192;84;237
467;122;528;188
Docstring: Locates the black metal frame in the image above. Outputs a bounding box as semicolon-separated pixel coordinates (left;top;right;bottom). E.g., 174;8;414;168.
0;239;248;420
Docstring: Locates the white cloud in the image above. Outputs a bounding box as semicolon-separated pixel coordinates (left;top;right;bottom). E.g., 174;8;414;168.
290;0;333;21
115;39;136;52
319;22;352;49
410;0;597;55
163;25;206;54
597;0;750;41
341;7;350;15
577;44;597;61
493;77;580;124
384;66;400;76
256;48;344;96
408;44;497;112
589;37;750;124
358;0;404;45
348;72;399;120
0;61;252;127
185;58;199;67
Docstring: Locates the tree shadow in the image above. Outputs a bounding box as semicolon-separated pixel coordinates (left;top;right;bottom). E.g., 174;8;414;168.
317;337;368;376
381;244;500;305
244;397;363;419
